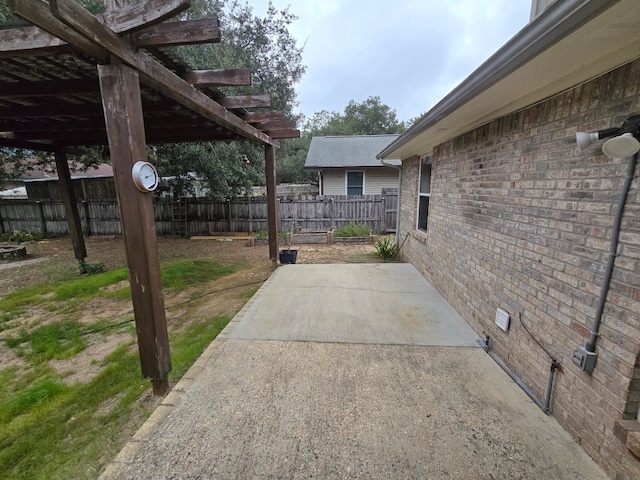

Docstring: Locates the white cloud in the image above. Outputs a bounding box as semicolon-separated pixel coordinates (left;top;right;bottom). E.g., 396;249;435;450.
246;0;531;122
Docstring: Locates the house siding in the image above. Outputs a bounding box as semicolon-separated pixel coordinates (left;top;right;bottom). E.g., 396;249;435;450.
399;58;640;480
322;167;399;195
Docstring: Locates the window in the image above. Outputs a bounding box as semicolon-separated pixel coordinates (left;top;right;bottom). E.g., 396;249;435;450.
417;156;432;232
346;171;364;195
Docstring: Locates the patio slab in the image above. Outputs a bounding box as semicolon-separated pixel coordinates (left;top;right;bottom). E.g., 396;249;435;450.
225;263;480;346
100;263;608;480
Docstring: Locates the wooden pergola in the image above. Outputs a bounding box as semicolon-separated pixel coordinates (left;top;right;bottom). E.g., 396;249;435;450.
0;0;299;393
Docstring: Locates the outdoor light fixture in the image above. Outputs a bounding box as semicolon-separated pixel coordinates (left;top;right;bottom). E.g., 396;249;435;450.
576;114;640;157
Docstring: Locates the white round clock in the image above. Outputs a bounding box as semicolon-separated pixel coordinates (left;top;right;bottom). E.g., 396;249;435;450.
131;161;159;192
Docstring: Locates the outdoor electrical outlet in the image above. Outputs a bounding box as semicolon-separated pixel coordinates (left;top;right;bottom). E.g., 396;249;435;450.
572;347;597;373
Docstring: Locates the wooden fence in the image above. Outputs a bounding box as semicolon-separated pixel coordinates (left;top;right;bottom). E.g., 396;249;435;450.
0;190;398;237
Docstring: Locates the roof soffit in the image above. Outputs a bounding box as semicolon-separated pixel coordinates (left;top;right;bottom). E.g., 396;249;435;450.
380;0;640;160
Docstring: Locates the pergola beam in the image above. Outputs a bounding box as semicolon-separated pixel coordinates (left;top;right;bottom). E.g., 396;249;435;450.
219;95;271;109
0;17;216;56
101;0;192;34
8;0;109;61
0;77;99;98
24;0;274;145
132;19;220;47
182;68;251;87
98;62;171;392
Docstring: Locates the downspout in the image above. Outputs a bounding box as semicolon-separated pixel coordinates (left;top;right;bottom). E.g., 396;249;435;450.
586;152;638;353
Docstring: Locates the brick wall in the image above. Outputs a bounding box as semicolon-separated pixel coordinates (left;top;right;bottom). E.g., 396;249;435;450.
398;57;640;479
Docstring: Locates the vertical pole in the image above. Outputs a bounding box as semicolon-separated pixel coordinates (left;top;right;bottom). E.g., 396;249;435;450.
55;149;87;261
98;63;171;394
82;200;92;236
265;144;279;267
0;203;5;234
37;201;47;235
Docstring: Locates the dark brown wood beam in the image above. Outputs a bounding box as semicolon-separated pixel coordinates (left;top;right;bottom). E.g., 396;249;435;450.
265;144;279;267
98;62;171;393
42;0;273;145
3;1;191;56
0;137;59;152
255;120;295;131
101;0;191;34
54;149;86;261
219;95;271;110
264;129;301;139
240;111;284;123
181;68;251;87
132;19;220;47
9;0;109;62
0;98;182;119
0;25;67;57
0;77;99;98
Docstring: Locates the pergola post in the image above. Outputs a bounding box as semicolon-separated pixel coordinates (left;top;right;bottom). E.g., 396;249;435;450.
98;62;171;394
54;149;87;262
265;144;279;267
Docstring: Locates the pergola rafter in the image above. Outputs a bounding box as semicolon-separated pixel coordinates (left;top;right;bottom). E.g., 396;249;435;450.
1;0;300;393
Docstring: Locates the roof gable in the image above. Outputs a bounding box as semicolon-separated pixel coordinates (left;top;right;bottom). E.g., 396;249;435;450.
305;134;400;169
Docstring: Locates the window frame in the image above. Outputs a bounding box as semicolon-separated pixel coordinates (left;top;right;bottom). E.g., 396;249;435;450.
345;170;365;195
416;156;432;233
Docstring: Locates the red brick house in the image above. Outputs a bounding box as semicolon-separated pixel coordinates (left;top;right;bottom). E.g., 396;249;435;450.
379;0;640;478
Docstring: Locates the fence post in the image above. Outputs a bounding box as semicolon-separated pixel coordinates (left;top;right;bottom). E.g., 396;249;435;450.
0;204;5;234
82;201;92;236
227;199;232;232
36;201;47;235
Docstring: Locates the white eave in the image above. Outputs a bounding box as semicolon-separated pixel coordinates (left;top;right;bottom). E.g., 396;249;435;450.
379;0;640;160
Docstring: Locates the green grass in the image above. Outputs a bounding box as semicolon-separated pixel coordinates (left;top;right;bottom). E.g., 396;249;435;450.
5;321;85;363
0;259;237;326
0;257;242;479
0;314;233;480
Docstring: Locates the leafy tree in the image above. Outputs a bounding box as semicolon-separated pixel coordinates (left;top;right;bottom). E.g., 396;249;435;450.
147;0;306;198
304;96;406;136
275;137;317;185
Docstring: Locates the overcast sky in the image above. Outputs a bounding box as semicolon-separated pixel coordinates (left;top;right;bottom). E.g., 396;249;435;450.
250;0;532;123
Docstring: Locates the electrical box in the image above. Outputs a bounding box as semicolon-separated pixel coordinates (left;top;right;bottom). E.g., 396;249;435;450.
572;347;597;373
495;308;510;332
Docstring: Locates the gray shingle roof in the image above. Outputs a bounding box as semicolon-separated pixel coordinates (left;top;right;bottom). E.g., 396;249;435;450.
304;134;400;169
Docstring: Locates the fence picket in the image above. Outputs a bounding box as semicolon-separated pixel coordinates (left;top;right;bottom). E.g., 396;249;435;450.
0;192;397;236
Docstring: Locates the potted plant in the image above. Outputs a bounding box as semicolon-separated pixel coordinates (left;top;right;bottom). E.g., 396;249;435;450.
279;236;298;264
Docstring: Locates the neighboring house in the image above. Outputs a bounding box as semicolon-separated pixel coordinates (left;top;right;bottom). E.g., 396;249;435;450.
0;186;27;199
379;1;640;479
17;162;115;201
305;135;400;195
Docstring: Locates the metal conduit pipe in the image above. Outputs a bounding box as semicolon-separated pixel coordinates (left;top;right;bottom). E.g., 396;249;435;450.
585;152;638;353
479;337;558;414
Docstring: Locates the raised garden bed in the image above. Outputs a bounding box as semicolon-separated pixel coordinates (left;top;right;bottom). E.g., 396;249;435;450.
0;244;27;260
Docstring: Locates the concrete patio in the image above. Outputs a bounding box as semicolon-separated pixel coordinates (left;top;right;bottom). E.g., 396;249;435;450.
100;263;608;480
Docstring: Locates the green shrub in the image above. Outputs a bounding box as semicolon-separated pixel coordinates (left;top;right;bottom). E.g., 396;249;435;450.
334;222;371;237
374;236;398;260
78;261;106;275
0;229;37;243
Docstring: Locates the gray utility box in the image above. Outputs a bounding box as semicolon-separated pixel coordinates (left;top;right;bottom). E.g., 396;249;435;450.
572;347;597;373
